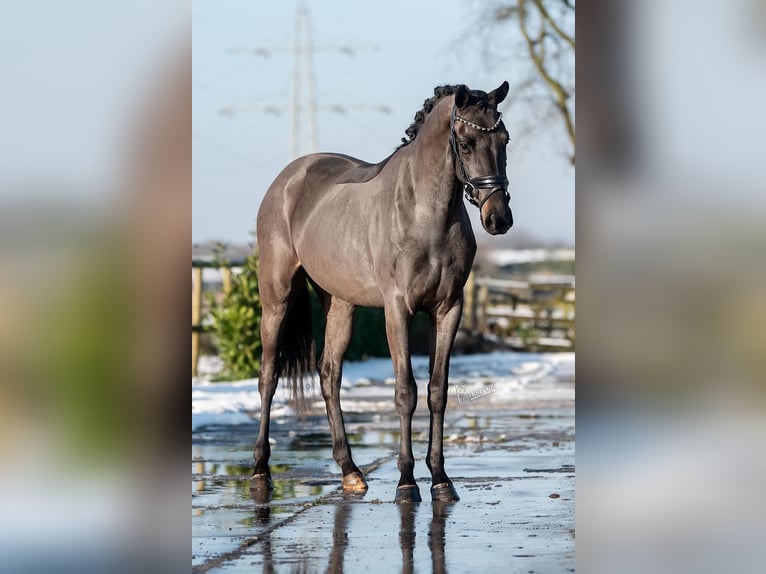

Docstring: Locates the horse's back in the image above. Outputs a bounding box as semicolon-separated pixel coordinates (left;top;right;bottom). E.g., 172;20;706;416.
261;152;370;206
258;153;362;231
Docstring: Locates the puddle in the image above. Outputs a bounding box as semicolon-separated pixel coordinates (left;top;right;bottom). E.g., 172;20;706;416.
193;408;574;573
209;479;574;574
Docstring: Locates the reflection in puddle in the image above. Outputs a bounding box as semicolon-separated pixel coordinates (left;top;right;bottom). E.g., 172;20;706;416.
328;501;453;574
429;501;453;574
326;500;352;573
244;499;457;574
398;503;417;574
249;483;272;526
270;478;328;500
194;405;574;571
465;415;492;430
348;429;401;445
290;432;333;448
287;428;407;449
192;461;257;477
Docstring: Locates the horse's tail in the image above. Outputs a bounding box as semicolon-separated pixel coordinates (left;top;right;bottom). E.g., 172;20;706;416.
277;272;316;415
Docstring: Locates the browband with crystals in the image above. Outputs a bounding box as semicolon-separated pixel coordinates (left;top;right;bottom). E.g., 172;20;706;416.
454;112;503;132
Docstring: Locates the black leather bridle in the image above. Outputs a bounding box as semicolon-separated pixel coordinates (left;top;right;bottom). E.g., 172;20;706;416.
449;104;510;210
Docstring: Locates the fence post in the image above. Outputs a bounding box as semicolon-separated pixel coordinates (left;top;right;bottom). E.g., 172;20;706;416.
477;283;489;333
463;271;475;332
192;266;202;377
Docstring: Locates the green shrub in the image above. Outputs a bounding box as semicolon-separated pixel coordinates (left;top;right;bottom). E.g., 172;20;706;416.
208;251;263;380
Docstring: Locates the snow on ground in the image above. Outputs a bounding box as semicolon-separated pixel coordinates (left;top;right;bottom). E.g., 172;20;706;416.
192;380;292;430
192;352;574;431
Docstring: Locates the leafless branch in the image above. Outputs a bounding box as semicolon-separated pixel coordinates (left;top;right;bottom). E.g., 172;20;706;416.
532;0;575;50
466;0;575;165
518;0;575;163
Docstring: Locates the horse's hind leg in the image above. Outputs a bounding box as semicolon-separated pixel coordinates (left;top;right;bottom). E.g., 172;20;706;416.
319;296;367;492
251;260;301;488
251;300;286;488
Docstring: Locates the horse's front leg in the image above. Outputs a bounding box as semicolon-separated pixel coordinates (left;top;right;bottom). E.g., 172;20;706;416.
427;300;462;502
384;297;421;503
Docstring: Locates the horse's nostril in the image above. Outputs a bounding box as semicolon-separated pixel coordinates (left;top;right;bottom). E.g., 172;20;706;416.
488;213;497;228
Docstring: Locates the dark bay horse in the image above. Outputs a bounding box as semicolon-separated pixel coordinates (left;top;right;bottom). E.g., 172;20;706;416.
252;82;512;503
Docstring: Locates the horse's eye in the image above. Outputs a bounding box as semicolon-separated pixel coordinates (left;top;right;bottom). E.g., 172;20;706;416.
458;141;471;153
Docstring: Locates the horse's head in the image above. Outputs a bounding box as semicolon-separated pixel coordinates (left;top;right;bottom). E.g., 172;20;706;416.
451;82;513;235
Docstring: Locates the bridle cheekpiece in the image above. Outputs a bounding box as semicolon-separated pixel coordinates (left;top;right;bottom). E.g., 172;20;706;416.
449;103;509;210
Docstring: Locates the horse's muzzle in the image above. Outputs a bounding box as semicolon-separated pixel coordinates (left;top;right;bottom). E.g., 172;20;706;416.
482;205;513;235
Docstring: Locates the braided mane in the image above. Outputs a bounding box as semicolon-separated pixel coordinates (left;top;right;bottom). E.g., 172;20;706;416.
397;85;466;150
340;84;486;183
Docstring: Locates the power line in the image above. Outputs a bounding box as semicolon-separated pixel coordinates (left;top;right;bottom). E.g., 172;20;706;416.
193;131;263;167
219;103;392;118
224;1;385;159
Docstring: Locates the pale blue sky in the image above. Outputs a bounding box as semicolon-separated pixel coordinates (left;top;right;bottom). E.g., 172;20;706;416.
193;0;574;246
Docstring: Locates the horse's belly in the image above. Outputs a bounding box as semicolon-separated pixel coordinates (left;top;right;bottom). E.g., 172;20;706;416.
294;224;381;306
290;190;384;306
300;257;384;307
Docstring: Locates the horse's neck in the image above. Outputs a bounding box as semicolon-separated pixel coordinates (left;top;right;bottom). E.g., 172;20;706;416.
404;107;460;223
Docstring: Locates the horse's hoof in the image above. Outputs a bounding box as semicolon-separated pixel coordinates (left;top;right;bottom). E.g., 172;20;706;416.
342;471;368;492
249;473;273;490
394;484;422;504
431;482;460;502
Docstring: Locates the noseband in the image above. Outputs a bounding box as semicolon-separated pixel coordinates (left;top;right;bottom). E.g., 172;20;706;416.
449;104;509;210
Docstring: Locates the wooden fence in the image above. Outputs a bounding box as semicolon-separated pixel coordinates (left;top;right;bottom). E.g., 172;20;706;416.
462;273;575;351
192;258;238;376
193;262;574;375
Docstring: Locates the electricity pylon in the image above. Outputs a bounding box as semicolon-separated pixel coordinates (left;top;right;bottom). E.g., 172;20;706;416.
225;1;382;159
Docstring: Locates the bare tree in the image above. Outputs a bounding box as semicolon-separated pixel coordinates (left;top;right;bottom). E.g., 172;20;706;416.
473;0;575;165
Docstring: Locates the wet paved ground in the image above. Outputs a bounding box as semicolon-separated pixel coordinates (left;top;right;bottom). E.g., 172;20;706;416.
193;386;574;573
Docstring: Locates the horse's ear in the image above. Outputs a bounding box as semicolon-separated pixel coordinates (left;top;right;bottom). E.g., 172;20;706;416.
454;85;470;108
488;81;510;105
